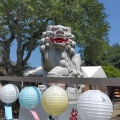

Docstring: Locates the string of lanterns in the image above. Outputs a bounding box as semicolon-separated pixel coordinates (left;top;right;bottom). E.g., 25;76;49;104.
0;83;113;120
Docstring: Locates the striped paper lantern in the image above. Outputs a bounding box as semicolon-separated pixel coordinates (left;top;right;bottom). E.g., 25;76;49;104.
19;86;41;109
41;85;69;116
0;84;19;104
77;90;113;120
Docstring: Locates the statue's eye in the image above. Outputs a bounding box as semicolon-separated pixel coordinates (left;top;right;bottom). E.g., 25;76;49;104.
62;28;65;31
64;28;67;32
62;28;66;32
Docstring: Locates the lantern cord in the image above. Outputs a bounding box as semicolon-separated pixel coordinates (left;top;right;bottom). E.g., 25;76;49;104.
48;115;54;120
5;103;11;106
21;81;24;89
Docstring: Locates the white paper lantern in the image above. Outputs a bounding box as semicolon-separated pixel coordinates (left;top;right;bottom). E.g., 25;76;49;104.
66;87;78;101
0;84;19;104
77;90;113;120
38;85;47;93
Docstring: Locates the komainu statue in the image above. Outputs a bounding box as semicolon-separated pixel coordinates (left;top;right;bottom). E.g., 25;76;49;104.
24;25;85;101
24;25;83;78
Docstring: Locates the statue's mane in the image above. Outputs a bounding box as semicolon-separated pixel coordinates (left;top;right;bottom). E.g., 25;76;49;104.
40;25;76;57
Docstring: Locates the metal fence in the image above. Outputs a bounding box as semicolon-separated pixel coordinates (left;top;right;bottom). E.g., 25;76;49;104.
0;76;119;86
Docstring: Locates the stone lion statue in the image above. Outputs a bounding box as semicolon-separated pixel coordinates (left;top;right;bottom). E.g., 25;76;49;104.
24;25;83;78
24;25;85;100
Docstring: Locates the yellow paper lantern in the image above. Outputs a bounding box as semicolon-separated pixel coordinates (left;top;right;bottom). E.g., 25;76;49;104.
41;85;69;116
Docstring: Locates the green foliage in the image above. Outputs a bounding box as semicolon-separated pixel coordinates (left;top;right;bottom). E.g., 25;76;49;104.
102;66;120;78
0;0;110;75
83;40;109;65
100;43;120;69
76;0;110;65
108;44;120;69
0;47;2;56
0;66;7;76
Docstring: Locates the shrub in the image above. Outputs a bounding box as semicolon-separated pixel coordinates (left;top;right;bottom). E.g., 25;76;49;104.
102;66;120;78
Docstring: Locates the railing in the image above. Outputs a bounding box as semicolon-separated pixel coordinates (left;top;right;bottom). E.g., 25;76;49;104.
0;76;119;86
0;76;120;119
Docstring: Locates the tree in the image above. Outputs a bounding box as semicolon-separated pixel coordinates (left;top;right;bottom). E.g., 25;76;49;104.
100;43;120;69
0;0;110;75
102;66;120;78
77;0;110;65
83;40;109;65
108;44;120;69
0;46;2;57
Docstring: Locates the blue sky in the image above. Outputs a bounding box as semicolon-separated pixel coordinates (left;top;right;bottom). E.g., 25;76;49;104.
99;0;120;45
10;1;120;67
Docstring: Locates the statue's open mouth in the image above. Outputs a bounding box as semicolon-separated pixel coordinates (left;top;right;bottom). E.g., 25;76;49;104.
50;37;68;43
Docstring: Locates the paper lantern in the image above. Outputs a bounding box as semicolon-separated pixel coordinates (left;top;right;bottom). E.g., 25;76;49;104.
0;84;19;104
38;85;47;93
77;90;113;120
19;86;41;109
41;85;69;116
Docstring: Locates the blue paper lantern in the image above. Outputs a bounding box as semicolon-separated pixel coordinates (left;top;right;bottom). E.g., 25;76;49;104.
19;86;41;109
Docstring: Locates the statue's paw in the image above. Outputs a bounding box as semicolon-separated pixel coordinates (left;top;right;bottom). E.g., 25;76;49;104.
77;71;84;78
47;71;58;77
69;70;83;78
47;66;70;77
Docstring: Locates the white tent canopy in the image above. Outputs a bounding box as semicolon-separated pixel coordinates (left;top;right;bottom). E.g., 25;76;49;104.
81;66;107;78
81;66;108;94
